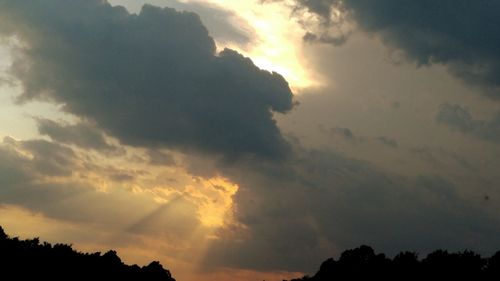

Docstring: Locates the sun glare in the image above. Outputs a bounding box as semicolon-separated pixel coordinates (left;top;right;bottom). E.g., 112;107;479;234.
207;0;318;92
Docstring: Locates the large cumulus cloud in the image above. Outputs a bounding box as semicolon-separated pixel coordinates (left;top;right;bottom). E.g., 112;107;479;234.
0;0;293;159
109;0;254;46
288;0;500;96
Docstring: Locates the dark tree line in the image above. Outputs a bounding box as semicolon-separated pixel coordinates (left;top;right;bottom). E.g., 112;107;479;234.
287;245;500;281
4;225;500;281
0;226;175;281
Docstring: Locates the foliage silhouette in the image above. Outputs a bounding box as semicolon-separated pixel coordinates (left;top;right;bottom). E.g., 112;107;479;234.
3;225;500;281
0;226;175;281
286;245;500;281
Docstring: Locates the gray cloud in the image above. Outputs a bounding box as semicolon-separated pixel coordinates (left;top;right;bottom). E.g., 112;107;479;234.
3;136;78;177
147;149;176;166
415;175;458;201
321;126;398;148
409;145;475;172
0;137;84;217
302;31;348;46
36;118;124;155
286;0;500;96
375;136;398;148
0;139;35;187
203;146;500;272
0;0;294;160
437;103;500;143
320;126;365;144
330;126;356;141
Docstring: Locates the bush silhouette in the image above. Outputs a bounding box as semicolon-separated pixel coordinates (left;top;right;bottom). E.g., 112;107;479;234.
0;226;175;281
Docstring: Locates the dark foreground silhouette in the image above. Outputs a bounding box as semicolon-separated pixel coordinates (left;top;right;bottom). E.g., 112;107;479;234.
4;226;500;281
287;245;500;281
0;226;175;280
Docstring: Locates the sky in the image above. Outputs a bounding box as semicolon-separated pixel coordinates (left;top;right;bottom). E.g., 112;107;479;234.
1;0;500;280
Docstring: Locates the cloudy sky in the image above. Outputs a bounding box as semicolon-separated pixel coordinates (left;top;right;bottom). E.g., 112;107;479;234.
1;0;500;280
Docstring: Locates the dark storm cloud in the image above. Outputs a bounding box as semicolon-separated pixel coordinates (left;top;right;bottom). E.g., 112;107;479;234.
36;118;124;155
203;146;500;272
0;0;294;159
288;0;500;96
437;103;500;143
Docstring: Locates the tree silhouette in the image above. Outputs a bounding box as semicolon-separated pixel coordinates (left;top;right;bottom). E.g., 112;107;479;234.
392;251;420;280
0;226;175;281
3;225;500;281
287;245;500;281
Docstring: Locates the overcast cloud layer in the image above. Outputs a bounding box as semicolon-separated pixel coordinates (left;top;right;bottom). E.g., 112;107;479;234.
437;103;500;143
203;147;500;272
